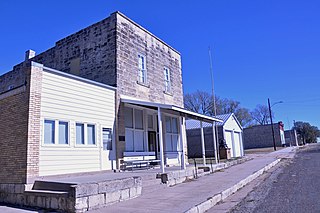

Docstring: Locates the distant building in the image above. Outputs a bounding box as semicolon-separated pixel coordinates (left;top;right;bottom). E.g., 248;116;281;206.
284;129;298;146
243;122;285;149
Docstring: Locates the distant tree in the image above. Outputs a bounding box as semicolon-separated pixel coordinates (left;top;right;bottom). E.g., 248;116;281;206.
184;90;252;127
250;104;274;125
184;90;212;116
293;121;320;144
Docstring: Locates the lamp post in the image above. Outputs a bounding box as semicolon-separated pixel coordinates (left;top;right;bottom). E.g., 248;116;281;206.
268;98;283;151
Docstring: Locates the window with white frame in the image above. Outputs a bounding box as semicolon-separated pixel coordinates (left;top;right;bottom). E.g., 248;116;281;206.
125;107;146;152
43;119;69;145
138;54;147;84
87;124;96;145
164;67;171;92
165;116;179;152
59;121;69;145
76;123;96;145
76;123;85;145
44;120;55;144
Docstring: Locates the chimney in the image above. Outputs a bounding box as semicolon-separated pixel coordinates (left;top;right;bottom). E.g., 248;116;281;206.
25;49;36;61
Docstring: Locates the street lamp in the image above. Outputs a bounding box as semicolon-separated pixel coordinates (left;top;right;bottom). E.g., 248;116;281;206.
268;99;283;151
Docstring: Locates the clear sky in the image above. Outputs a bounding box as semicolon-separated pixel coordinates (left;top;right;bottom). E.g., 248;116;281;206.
0;0;319;129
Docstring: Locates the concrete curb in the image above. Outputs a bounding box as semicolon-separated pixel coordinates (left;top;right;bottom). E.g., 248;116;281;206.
185;158;281;213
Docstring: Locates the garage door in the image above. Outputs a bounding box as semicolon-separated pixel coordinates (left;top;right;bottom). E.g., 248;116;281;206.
224;131;234;157
233;132;242;157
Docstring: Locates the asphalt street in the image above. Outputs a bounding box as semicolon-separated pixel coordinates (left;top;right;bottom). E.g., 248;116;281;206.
231;143;320;213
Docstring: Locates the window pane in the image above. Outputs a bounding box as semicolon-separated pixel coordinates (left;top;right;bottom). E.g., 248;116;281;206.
87;124;96;145
148;115;153;129
165;134;172;151
59;121;68;144
165;117;172;133
124;107;133;128
44;120;55;144
135;109;144;129
134;131;144;151
103;128;112;150
125;129;134;151
172;118;178;133
76;123;84;145
172;135;179;151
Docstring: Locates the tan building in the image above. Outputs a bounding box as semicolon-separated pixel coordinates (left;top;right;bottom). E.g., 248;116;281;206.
0;11;221;191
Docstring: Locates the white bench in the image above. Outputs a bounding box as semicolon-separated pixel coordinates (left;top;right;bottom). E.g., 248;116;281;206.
123;156;160;171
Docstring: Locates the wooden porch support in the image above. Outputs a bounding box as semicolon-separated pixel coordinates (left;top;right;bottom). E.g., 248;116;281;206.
157;107;165;173
200;121;206;165
179;116;186;170
212;122;218;164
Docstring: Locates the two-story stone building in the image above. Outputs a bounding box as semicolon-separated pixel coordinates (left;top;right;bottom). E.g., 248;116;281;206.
0;11;221;188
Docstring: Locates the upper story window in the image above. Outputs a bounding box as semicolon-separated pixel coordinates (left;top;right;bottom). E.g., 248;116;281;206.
164;67;171;92
138;54;147;84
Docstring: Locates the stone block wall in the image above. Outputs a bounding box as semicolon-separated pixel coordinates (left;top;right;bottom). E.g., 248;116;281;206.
0;177;142;213
115;12;183;107
243;124;282;149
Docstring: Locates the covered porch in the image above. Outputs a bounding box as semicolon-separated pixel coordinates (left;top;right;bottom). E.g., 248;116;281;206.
121;96;222;173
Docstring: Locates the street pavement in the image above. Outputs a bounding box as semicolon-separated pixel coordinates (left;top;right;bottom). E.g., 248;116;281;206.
89;147;295;213
230;143;320;213
0;146;296;213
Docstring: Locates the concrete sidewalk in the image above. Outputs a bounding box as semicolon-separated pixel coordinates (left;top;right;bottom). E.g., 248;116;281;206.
89;147;297;213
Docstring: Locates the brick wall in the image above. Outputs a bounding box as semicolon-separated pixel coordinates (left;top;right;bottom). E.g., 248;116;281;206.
0;62;42;184
25;63;43;182
0;87;29;183
243;124;282;149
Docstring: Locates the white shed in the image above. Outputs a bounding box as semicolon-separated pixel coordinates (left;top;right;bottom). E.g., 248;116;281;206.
186;113;244;158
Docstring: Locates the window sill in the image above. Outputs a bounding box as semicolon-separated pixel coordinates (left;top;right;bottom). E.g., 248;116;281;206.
163;91;173;96
136;81;150;88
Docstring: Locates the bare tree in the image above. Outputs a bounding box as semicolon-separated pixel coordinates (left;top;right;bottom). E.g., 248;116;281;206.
184;90;212;115
184;90;253;127
250;104;273;125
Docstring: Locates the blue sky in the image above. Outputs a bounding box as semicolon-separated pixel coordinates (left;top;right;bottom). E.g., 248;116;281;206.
1;0;319;129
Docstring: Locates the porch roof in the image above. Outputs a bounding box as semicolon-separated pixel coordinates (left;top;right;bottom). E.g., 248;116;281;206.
121;96;222;123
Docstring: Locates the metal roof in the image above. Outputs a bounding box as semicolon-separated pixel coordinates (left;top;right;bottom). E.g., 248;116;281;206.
186;113;235;130
121;95;223;123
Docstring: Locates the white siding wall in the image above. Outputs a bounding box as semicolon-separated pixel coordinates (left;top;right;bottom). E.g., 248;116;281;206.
39;70;115;176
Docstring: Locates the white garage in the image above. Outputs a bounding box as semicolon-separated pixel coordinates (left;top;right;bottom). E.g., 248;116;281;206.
217;113;244;158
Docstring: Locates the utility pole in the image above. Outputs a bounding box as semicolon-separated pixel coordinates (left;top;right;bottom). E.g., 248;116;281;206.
268;98;276;151
208;47;219;162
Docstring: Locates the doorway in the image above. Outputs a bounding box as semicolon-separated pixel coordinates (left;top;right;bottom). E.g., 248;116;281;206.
148;131;158;158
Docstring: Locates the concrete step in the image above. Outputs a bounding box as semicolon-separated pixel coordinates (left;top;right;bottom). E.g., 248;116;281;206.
32;181;74;193
24;189;69;197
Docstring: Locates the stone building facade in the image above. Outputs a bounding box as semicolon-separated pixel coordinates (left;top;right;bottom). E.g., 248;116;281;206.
0;11;184;182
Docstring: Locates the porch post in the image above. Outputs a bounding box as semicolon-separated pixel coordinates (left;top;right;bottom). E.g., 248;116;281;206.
200;121;206;165
179;116;186;170
212;122;218;164
157;107;165;173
